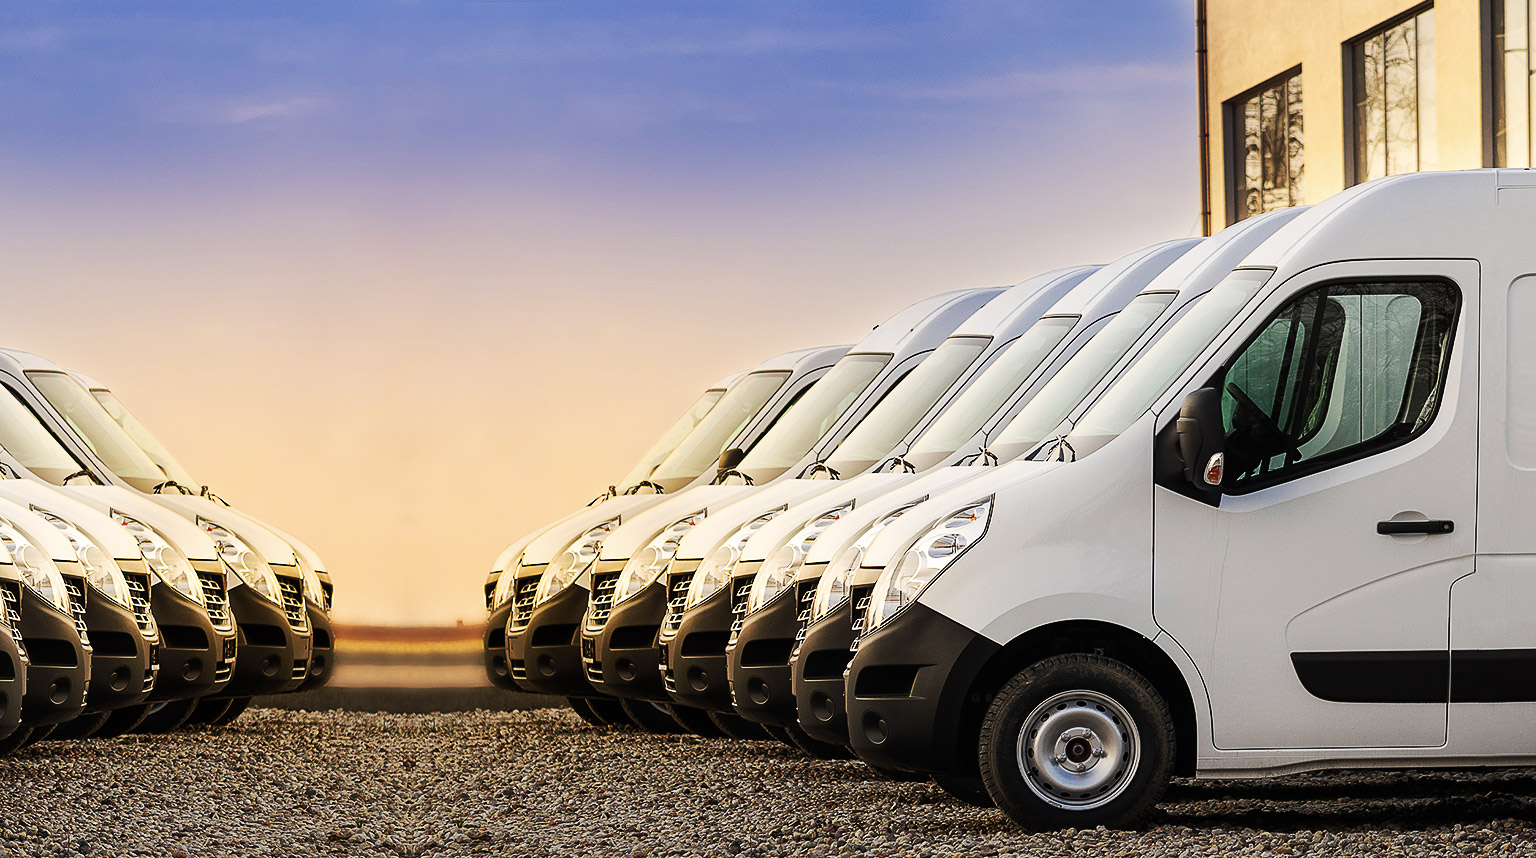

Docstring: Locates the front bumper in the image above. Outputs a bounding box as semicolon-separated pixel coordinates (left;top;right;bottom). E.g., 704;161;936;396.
845;601;999;777
223;575;311;697
0;591;26;738
660;565;753;712
584;569;669;702
792;578;860;746
298;598;333;691
508;583;594;697
18;586;90;725
79;568;156;712
727;576;813;727
148;568;235;700
483;599;521;691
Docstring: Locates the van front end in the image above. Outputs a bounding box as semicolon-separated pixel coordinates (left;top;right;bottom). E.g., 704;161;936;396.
484;571;520;691
18;579;91;726
508;574;599;699
147;560;234;700
0;575;26;738
222;564;311;697
659;563;751;714
582;558;672;703
726;569;810;728
76;557;158;713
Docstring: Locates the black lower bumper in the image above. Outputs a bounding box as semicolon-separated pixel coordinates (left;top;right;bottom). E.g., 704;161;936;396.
845;602;999;777
223;583;310;697
298;599;333;691
508;584;595;697
149;579;234;700
727;580;809;727
0;619;24;739
19;587;89;725
660;576;740;712
483;600;521;692
793;590;858;746
81;579;155;712
585;579;668;701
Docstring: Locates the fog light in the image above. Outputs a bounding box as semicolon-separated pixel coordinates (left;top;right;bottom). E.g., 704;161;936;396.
862;710;889;745
48;679;70;705
260;655;280;677
183;659;204;681
811;692;835;722
109;667;130;692
747;677;770;705
616;659;635;681
536;655;557;677
491;655;508;677
687;667;709;692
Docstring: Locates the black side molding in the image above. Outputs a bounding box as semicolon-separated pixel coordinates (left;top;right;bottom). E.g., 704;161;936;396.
1293;649;1536;703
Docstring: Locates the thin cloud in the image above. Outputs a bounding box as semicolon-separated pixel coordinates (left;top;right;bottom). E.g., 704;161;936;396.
0;26;65;53
222;96;330;124
908;63;1190;101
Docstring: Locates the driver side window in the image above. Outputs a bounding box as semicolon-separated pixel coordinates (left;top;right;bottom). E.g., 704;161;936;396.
1218;280;1459;492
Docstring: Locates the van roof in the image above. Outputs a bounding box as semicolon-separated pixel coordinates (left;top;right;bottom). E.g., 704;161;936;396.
949;267;1099;339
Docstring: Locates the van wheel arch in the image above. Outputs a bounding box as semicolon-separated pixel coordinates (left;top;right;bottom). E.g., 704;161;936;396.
965;620;1198;777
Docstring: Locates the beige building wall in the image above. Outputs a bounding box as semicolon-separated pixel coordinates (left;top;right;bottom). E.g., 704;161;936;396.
1203;0;1488;231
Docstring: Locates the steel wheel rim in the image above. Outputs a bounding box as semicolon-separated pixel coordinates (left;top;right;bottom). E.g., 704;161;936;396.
1017;689;1140;810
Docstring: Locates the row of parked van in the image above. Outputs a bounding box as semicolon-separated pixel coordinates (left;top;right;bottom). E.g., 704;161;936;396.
0;351;331;749
486;170;1536;830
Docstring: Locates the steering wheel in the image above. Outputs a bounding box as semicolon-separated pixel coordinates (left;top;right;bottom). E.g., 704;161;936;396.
1225;382;1301;460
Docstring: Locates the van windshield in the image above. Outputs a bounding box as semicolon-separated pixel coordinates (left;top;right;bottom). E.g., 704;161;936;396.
905;316;1078;465
1067;269;1274;454
26;371;171;491
612;388;726;492
90;388;201;488
986;292;1177;462
734;353;889;482
645;371;790;489
821;337;989;476
0;384;93;486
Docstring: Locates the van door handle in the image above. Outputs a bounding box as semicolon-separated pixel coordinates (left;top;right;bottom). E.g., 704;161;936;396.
1377;520;1454;535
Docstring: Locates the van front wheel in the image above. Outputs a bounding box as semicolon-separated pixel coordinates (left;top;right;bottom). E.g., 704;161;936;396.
978;654;1173;831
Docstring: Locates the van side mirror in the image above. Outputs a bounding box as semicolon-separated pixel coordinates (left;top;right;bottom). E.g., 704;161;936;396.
1176;388;1226;490
716;448;745;478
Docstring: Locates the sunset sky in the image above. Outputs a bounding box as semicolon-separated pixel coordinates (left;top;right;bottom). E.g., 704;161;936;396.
0;1;1197;626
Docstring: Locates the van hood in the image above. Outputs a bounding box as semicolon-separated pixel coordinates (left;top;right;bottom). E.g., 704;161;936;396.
596;484;756;562
55;483;220;561
259;522;326;575
0;479;141;559
520;493;671;567
860;459;1065;578
147;494;299;567
0;496;79;561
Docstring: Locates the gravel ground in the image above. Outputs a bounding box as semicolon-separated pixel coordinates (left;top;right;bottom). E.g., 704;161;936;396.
1;708;1536;856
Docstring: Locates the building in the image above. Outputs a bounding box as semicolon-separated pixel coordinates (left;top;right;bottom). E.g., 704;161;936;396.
1199;0;1536;233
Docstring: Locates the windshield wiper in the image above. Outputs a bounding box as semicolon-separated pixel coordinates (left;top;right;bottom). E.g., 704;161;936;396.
200;485;231;506
1038;435;1078;463
876;455;916;474
62;469;98;486
804;462;841;480
152;480;195;495
623;480;665;495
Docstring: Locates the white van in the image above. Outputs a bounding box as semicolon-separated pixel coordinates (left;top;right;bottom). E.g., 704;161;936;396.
789;210;1303;761
510;288;1004;723
489;344;848;707
842;170;1523;830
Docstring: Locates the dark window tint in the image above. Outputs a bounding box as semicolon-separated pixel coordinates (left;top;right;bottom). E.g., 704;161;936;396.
1228;69;1304;223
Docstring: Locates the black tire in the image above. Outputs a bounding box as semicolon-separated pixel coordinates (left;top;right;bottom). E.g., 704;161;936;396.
212;697;252;727
96;704;151;738
620;699;682;734
933;773;995;807
47;711;113;741
978;654;1174;831
786;724;852;760
762;724;797;748
0;728;32;756
665;703;724;737
185;698;234;727
707;710;770;740
134;699;198;734
567;697;607;727
22;726;54;746
584;697;631;727
863;760;928;782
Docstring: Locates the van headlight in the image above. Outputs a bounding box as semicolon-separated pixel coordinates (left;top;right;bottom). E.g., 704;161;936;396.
113;510;204;605
615;511;704;605
0;519;69;612
34;508;132;609
807;497;927;624
490;552;525;611
683;507;786;610
865;498;992;633
534;517;619;607
294;551;327;611
745;503;852;615
199;518;281;605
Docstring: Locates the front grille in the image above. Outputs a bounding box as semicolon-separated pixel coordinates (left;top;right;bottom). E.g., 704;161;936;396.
215;651;233;683
197;570;233;631
276;575;309;632
790;579;819;653
62;576;90;643
124;572;155;634
485;579;498;612
1;582;24;658
661;570;695;635
292;658;308;681
726;576;753;643
581;636;601;682
143;649;158;693
587;569;621;630
509;577;540;631
847;585;874;653
510;658;527;681
660;641;675;692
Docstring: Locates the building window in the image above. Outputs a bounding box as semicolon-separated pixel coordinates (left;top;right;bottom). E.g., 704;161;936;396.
1351;6;1436;183
1493;0;1535;166
1227;69;1303;224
